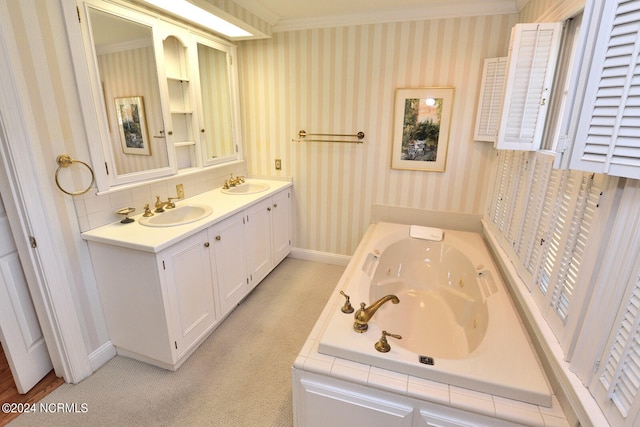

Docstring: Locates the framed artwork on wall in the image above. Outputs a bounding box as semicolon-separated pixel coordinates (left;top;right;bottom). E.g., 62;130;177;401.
115;96;151;155
391;87;454;171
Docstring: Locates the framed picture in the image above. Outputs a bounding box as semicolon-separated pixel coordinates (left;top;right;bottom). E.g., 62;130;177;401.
391;87;454;171
115;96;151;155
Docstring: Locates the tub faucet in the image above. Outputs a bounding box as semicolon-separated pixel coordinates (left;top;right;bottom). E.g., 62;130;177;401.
353;294;399;333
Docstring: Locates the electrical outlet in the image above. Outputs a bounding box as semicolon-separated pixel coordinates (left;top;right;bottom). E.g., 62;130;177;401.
275;159;282;170
176;184;184;199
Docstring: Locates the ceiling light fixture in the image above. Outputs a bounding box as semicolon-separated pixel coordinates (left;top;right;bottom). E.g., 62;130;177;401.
142;0;252;38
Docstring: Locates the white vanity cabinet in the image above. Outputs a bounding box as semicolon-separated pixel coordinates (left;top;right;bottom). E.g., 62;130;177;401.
209;213;249;316
245;188;291;287
160;230;218;362
84;181;293;370
87;230;218;370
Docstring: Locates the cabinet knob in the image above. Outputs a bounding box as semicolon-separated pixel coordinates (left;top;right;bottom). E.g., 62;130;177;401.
167;130;173;135
267;207;271;212
215;235;221;241
273;203;278;208
201;128;205;133
204;242;210;247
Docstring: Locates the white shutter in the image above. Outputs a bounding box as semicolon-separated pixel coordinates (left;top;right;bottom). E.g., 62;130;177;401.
506;153;530;248
551;173;602;322
597;274;640;424
496;22;563;151
571;0;640;178
474;57;507;142
517;153;553;271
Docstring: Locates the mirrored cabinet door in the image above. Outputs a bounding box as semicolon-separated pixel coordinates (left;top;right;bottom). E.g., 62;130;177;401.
74;0;243;192
192;35;238;166
83;2;174;187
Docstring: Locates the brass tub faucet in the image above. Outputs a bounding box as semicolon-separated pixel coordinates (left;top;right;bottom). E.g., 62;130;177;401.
353;294;399;333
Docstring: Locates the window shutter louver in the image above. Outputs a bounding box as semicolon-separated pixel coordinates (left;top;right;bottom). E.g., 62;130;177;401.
535;171;568;296
551;173;601;322
506;153;530;246
496;22;563;151
600;275;640;419
572;0;640;178
474;57;507;142
518;154;553;270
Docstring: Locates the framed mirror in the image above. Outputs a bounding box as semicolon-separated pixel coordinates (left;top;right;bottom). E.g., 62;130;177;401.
71;0;243;193
86;4;172;186
194;36;237;166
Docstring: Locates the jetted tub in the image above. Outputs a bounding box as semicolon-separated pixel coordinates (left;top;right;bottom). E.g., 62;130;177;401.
318;222;552;407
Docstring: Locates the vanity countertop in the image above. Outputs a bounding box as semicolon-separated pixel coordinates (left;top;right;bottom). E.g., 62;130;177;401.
81;179;292;253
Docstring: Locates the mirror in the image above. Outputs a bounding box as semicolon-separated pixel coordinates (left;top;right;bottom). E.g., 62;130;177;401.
87;7;170;178
196;40;235;163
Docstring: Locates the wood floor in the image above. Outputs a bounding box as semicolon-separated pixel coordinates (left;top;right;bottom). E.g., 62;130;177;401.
0;345;63;426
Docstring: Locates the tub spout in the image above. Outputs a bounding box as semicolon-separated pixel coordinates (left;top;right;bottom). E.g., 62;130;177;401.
353;294;400;333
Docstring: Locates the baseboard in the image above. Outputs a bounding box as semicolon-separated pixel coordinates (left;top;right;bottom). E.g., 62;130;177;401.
88;341;116;372
289;248;351;266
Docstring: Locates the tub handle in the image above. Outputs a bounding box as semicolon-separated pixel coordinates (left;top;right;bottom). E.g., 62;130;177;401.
375;330;402;353
339;291;354;313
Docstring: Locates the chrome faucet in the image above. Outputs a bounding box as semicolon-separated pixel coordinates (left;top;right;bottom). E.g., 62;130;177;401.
353;294;400;333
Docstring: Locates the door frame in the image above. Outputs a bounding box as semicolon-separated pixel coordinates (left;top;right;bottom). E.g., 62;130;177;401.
0;1;91;384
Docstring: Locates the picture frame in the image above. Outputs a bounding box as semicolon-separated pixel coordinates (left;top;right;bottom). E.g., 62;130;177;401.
391;87;454;172
115;96;151;156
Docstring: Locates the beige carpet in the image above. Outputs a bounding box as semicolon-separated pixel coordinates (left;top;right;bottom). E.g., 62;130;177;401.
9;258;344;427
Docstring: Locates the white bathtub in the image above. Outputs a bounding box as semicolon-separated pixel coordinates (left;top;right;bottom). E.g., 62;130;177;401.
318;222;552;407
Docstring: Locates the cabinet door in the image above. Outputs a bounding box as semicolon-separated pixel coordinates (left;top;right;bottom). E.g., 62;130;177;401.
245;198;272;287
162;230;216;359
210;214;248;315
270;189;291;265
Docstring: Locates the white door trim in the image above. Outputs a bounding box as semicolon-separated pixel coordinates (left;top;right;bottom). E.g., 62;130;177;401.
0;1;91;384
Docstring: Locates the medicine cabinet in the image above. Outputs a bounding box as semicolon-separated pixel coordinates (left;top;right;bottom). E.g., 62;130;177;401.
72;0;241;192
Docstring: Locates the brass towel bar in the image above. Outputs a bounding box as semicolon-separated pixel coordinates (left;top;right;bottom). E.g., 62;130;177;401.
292;129;365;143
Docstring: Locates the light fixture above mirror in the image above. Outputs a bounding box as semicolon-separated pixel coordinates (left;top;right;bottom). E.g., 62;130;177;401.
141;0;253;38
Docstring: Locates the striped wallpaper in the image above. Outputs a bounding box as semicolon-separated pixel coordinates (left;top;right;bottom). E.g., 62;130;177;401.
238;14;518;255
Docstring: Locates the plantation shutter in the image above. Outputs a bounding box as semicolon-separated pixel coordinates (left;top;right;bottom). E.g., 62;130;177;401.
550;173;603;322
534;170;568;299
571;0;640;178
596;274;640;425
505;153;530;246
474;57;507;142
528;168;562;279
496;22;563;151
516;154;553;278
488;150;513;230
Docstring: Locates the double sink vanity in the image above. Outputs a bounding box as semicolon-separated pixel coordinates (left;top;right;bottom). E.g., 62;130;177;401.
82;179;292;370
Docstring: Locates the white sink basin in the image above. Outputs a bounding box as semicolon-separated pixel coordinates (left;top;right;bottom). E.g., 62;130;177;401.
221;183;270;195
139;204;213;227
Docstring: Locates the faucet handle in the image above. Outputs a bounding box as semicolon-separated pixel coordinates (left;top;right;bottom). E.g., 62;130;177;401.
339;291;354;313
374;330;402;353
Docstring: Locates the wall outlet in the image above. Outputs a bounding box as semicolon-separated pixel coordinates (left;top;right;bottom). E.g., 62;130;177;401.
275;159;282;170
176;184;184;199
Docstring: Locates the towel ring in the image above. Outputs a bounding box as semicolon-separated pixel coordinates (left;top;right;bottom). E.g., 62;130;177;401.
55;154;95;196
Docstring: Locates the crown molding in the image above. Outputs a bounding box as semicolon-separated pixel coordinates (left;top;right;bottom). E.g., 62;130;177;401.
268;1;519;32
